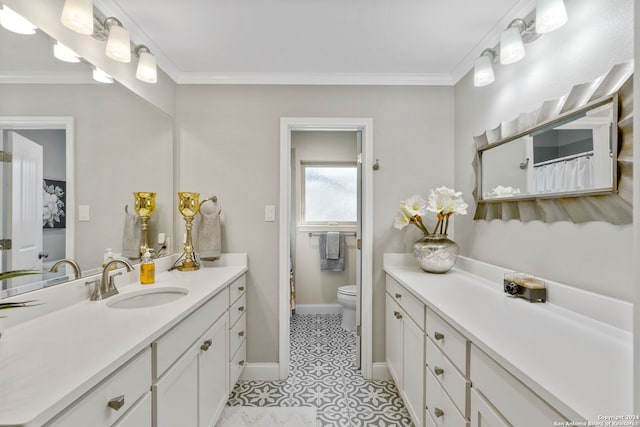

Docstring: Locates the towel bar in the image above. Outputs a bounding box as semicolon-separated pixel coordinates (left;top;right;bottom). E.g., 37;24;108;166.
308;232;356;237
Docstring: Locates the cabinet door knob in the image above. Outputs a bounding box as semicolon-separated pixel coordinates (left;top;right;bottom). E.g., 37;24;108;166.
394;311;402;319
394;293;401;299
434;332;444;341
238;306;245;312
201;339;213;351
238;286;245;291
434;366;444;376
108;395;125;410
239;331;245;337
434;408;444;418
239;360;245;366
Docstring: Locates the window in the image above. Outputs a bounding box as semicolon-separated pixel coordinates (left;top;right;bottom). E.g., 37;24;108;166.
301;163;357;225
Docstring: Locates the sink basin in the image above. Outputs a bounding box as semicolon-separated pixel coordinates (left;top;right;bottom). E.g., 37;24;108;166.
106;287;189;309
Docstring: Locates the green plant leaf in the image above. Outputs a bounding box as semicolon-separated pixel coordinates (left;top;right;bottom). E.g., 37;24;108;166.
0;270;41;281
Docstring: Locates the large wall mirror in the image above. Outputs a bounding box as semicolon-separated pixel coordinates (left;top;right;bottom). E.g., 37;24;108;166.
473;61;633;224
0;22;174;297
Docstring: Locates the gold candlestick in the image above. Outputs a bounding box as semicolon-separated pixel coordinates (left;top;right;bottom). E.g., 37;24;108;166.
133;192;156;257
177;192;200;271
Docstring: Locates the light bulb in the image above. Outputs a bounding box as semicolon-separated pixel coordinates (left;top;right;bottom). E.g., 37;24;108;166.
136;49;157;83
474;52;495;87
92;67;113;84
536;0;568;34
53;42;81;63
500;26;525;65
0;5;37;35
60;0;93;35
105;20;131;63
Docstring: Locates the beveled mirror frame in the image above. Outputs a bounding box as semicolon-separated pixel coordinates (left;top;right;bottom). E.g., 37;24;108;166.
473;61;634;224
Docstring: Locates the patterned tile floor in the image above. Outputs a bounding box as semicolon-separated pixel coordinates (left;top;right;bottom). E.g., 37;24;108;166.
227;313;414;426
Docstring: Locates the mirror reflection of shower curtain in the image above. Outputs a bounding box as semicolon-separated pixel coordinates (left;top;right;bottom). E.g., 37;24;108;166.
534;156;593;193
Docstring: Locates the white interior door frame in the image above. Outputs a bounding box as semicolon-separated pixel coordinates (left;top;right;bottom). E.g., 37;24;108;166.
279;117;374;380
0;117;75;262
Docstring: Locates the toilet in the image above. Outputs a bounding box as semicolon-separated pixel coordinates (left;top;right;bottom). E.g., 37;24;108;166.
337;285;357;331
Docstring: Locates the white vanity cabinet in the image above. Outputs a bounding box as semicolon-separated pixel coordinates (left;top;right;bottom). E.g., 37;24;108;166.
228;275;247;390
385;276;425;427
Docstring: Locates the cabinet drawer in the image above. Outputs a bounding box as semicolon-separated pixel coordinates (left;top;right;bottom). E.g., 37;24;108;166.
229;340;246;390
425;368;468;427
426;337;470;417
48;348;151;427
112;391;151;427
229;274;247;304
153;288;229;379
387;276;425;330
230;312;246;360
426;308;469;376
470;345;567;427
469;389;509;427
229;292;246;328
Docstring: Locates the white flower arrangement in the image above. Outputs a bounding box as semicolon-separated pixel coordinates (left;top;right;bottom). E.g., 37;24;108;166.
43;182;65;228
394;186;468;235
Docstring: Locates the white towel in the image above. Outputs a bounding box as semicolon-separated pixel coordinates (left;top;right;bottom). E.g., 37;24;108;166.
121;206;142;259
326;232;340;260
193;199;222;261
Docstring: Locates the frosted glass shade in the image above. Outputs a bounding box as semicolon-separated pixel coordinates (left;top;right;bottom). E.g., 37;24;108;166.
474;54;495;87
500;26;525;65
0;6;37;35
60;0;93;35
92;68;113;83
54;42;81;63
536;0;568;34
105;24;131;63
136;51;157;83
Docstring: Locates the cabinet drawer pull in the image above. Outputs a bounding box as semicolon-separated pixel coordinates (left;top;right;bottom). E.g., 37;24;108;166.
108;395;125;411
200;339;213;351
394;293;401;299
238;306;245;312
239;331;245;337
394;311;402;319
434;408;444;418
238;286;245;291
239;360;245;366
434;366;444;376
434;332;444;341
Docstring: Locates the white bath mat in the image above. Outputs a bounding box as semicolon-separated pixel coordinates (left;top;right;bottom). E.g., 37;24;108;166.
216;406;317;427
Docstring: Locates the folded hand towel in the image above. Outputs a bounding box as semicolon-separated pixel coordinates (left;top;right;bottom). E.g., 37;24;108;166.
326;231;340;260
122;206;142;259
319;233;345;272
193;199;222;261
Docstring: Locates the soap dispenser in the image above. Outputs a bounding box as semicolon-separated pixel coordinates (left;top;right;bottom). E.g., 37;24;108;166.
140;249;155;285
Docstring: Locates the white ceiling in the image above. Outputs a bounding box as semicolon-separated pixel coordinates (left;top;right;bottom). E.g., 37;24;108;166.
94;0;536;85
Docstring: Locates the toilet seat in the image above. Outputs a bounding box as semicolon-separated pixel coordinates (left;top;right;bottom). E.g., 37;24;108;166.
338;285;357;296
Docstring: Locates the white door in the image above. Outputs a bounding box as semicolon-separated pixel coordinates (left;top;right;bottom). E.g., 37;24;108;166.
9;131;43;271
355;131;363;368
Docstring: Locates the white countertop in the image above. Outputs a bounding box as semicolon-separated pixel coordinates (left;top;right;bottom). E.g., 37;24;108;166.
0;261;247;427
384;263;632;422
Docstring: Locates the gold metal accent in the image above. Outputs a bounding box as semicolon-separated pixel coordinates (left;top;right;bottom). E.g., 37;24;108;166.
108;395;125;411
434;367;444;376
176;192;200;271
0;151;11;163
133;192;156;257
434;332;444;341
394;311;402;319
0;239;12;250
356;324;361;337
357;238;362;250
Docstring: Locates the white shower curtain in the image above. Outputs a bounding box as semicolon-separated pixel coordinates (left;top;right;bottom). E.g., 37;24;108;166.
534;156;593;193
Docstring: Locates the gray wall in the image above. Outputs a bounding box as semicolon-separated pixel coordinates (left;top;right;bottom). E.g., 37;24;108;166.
177;85;455;364
633;0;639;414
454;0;633;301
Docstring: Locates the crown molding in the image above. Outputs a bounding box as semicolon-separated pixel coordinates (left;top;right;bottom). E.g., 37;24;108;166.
175;72;455;86
0;71;97;84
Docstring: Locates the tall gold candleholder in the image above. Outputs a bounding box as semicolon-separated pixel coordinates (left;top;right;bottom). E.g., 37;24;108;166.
176;192;200;271
133;192;156;257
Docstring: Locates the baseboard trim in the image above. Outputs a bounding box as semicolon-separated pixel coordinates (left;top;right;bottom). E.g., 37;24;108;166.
371;363;391;380
295;304;342;315
239;363;281;381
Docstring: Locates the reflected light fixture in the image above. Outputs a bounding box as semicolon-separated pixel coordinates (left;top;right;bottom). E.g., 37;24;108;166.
92;67;113;83
500;19;526;65
474;49;496;87
53;41;81;63
0;5;37;35
135;45;157;83
536;0;568;34
104;17;131;63
61;0;94;35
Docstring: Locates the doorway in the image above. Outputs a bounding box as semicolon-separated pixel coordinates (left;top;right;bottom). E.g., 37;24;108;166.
279;117;373;380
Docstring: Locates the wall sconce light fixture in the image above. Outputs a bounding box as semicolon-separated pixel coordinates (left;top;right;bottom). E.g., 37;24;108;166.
536;0;568;34
474;49;496;87
53;41;81;63
500;19;526;65
104;17;131;63
0;5;37;35
92;67;113;83
61;0;94;35
135;45;157;83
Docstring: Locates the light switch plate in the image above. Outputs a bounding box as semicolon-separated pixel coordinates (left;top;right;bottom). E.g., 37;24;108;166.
265;205;276;222
78;205;90;221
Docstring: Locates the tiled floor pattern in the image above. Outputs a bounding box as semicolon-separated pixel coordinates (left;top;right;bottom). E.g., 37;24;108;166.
227;313;414;426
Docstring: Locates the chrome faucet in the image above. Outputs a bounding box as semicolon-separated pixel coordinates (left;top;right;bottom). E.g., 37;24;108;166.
48;259;82;279
98;259;134;300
